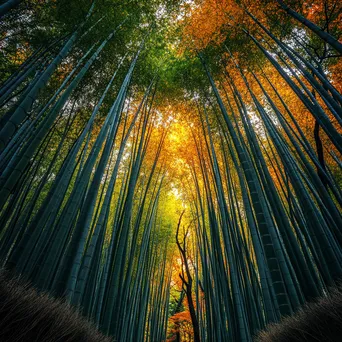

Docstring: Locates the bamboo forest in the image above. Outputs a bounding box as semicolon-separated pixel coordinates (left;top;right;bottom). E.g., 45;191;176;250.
0;0;342;341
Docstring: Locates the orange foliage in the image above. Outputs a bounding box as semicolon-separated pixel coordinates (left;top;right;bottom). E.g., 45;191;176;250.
303;0;342;28
167;307;194;341
181;0;280;51
182;0;242;49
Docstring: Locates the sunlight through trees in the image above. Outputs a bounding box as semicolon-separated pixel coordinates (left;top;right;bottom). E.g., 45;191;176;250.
0;0;341;341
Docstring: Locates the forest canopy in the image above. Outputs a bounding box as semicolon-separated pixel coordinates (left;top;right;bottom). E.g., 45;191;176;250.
0;0;341;341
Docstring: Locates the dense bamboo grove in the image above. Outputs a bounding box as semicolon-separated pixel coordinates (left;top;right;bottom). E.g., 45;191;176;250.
0;0;341;341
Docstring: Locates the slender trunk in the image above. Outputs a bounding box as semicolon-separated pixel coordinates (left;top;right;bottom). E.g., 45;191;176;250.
176;212;201;342
314;120;328;189
276;0;342;53
0;0;21;17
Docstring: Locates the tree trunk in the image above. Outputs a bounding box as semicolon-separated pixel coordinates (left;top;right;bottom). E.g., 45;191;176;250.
276;0;342;53
314;120;328;189
0;0;21;17
176;211;201;342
